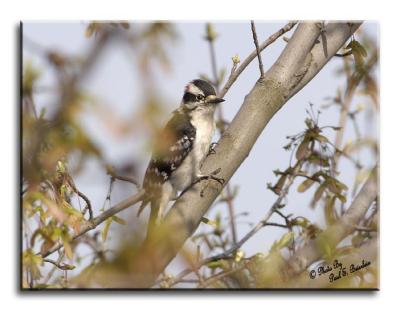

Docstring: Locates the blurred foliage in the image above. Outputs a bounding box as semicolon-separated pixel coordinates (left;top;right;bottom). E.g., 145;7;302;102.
22;21;179;288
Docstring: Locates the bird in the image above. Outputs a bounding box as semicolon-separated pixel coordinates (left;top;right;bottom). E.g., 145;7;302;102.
137;79;225;231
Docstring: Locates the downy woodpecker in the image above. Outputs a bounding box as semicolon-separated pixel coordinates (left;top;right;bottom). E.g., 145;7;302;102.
138;79;225;227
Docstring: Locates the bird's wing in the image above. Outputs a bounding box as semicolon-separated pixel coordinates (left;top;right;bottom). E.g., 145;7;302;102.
137;110;195;216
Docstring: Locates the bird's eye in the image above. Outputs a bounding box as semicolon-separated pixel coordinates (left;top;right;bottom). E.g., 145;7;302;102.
196;95;205;101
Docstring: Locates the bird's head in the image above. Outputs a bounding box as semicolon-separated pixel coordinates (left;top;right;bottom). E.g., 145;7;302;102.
181;79;225;113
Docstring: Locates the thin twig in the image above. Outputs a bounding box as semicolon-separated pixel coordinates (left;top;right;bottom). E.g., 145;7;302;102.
106;166;140;190
335;50;353;57
224;186;238;245
250;21;265;79
200;264;247;288
44;258;75;270
42;250;65;284
208;40;219;89
76;190;93;220
66;175;94;220
39;190;145;258
219;21;297;98
263;222;289;229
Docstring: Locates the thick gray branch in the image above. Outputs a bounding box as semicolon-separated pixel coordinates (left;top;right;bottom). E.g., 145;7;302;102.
288;22;362;98
130;22;362;288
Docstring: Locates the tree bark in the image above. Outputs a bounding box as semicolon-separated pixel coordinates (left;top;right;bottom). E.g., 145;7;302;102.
130;22;362;288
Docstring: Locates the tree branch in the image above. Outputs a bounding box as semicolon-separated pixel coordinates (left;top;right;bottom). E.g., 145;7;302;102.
250;20;265;79
219;21;297;98
106;165;140;190
40;189;145;258
288;22;362;99
285;165;377;277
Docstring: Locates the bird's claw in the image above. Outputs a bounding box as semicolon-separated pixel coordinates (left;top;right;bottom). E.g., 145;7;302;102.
198;170;224;197
179;168;225;198
207;142;218;156
196;168;225;185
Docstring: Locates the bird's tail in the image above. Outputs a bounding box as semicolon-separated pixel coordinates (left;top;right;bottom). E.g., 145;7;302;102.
145;200;160;239
136;197;150;217
137;196;159;237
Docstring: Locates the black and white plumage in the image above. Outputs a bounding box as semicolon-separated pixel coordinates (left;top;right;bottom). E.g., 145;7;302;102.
138;79;225;227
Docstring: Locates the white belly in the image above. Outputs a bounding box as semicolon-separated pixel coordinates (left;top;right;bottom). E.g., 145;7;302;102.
169;112;215;192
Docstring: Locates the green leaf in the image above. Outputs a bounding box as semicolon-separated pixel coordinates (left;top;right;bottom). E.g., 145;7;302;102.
278;232;294;248
22;61;41;95
352;40;368;57
316;234;334;259
292;217;310;228
322;242;333;258
353;51;364;69
271;174;287;195
315;134;329;144
85;22;96;38
297;178;315;193
336;193;347;204
324;196;336;225
59;264;76;270
305;118;314;129
23;249;43;281
326;180;341;195
334;179;349;191
201;217;218;228
56;160;67;173
207;259;227;269
234;250;245;263
346;39;367;70
325;176;348;195
308;153;329;167
270;232;294;252
63;240;73;260
231;54;240;64
205;23;218;41
311;182;327;206
112;215;126;225
102;217;113;242
296;138;310;160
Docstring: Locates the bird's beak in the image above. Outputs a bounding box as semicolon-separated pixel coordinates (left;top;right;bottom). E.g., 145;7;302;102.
206;95;225;104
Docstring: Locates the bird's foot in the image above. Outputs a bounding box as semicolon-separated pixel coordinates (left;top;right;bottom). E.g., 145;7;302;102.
196;168;225;197
207;142;218;156
179;168;225;198
195;168;225;185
